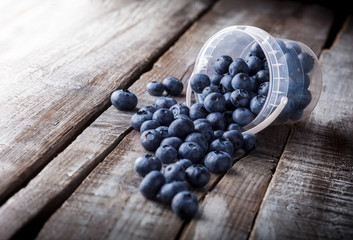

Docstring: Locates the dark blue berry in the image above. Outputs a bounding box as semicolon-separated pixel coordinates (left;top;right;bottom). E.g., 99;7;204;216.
227;123;243;131
242;133;259;152
171;191;198;220
194;121;214;143
140;129;164;152
213;130;224;140
134;154;162;177
139;170;166;199
246;56;262;75
204;151;232;174
230;89;251;108
297;89;312;109
286;41;302;54
210;73;223;85
189;103;209;120
250;42;265;60
220;75;234;93
206;112;227;131
203;92;226;113
201;85;221;100
185;164;210;188
147;81;165;96
185;132;209;154
160;137;183;150
209;139;234;156
139;120;160;133
228;58;249;76
163;163;186;183
162;76;183;96
298;52;315;73
178;142;204;164
231;73;253;92
130;109;153;131
154;96;177;109
232;108;255;126
155;126;169;139
175;159;193;170
221;130;244;151
190;73;211;94
168;118;195;139
254;70;269;83
258;81;270;96
156;144;178;164
224;92;236;110
111;89;138;111
170;103;189;118
285;52;300;79
153;108;174;126
250;95;267;115
158;181;188;204
140;105;157;114
214;55;233;75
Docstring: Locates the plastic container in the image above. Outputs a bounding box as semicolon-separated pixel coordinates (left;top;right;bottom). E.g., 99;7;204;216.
186;25;322;134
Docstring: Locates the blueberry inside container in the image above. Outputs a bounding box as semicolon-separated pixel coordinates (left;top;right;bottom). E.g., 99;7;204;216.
186;25;322;134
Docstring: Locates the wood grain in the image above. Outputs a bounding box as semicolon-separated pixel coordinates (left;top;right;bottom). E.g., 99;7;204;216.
250;16;353;240
34;1;333;239
0;0;214;204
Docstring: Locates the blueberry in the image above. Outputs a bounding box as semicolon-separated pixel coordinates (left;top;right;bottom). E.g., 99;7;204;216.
158;181;188;204
206;112;227;131
276;39;288;52
175;159;193;170
254;70;269;83
155;126;169;139
213;130;224;140
231;73;253;92
209;139;234;156
163;163;185;183
168;118;195;139
140;104;157;114
224;92;236;110
297;52;315;73
204;151;232;174
171;191;198;220
139;120;160;133
130;109;153;131
258;82;270;96
193;118;212;126
178;142;204;164
110;89;138;111
190;73;211;94
162;76;183;96
160;137;183;150
170;103;189;118
250;95;267;115
153;108;174;126
249;42;265;60
232;108;255;126
201;85;221;100
185;164;210;188
154;96;178;109
139;170;166;199
227;123;243;131
249;76;259;92
185;132;209;154
189;103;209;120
174;114;191;120
203;92;226;113
140;129;163;152
219;75;234;93
214;55;233;75
230;89;251;108
297;89;312;109
134;154;162;177
242;133;259;152
221;130;244;151
210;73;223;85
194;121;214;143
228;58;249;76
147;81;165;96
285;52;300;79
286;41;302;54
246;56;262;75
156;144;178;164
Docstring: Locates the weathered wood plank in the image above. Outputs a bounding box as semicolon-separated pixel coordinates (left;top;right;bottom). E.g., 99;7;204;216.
250;16;353;240
34;1;333;240
0;0;214;204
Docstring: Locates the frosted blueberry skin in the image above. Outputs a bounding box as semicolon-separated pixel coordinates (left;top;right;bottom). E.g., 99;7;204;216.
171;191;199;220
185;164;210;188
139;170;166;199
190;73;211;94
155;126;170;139
206;112;227;131
170;103;190;118
140;129;163;152
249;42;266;60
152;108;174;126
203;92;226;113
147;81;165;96
194;121;214;143
156;144;178;164
227;123;243;132
168;118;195;139
111;89;138;111
221;130;244;152
158;181;188;205
230;89;251;108
228;58;249;76
242;133;259;153
162;76;183;96
204;151;232;174
246;56;263;76
209;139;234;156
250;95;267;115
160;137;183;150
130;109;153;131
139;120;160;133
154;96;177;109
178;142;204;164
134;154;162;177
175;159;193;170
189;103;209;120
214;55;233;75
201;85;221;100
254;69;269;83
185;132;209;154
219;75;234;93
258;81;269;96
231;73;253;92
163;163;186;183
232;108;255;127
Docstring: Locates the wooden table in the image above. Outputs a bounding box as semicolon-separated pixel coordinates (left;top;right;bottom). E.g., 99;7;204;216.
0;0;352;239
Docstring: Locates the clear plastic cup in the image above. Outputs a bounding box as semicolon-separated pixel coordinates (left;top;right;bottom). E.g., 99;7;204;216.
186;25;322;134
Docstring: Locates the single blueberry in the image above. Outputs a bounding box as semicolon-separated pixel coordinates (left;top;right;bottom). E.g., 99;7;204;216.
201;85;221;100
153;108;174;126
154;96;177;109
221;130;244;151
203;92;226;113
246;56;262;76
185;132;209;154
156;144;178;164
214;55;233;75
140;129;163;152
209;139;234;156
168;118;195;139
242;133;259;152
194;121;214;143
175;159;193;170
139;170;166;199
140;104;157;114
258;82;270;96
163;163;186;183
250;95;267;115
206;112;227;131
227;123;243;131
178;142;204;164
155;126;169;139
232;108;255;126
254;70;269;84
171;191;199;220
160;137;183;150
162;76;184;96
189;103;209;120
219;75;234;93
111;89;138;111
134;154;162;177
228;58;249;76
158;181;188;205
249;42;266;60
139;119;160;133
231;73;253;92
230;89;251;108
213;130;224;140
170;103;189;118
210;72;223;85
146;81;165;96
204;151;232;174
185;164;210;188
130;109;153;131
298;52;315;73
190;73;211;94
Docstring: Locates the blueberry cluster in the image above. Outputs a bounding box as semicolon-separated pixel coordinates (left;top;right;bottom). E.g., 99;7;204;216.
129;75;258;219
